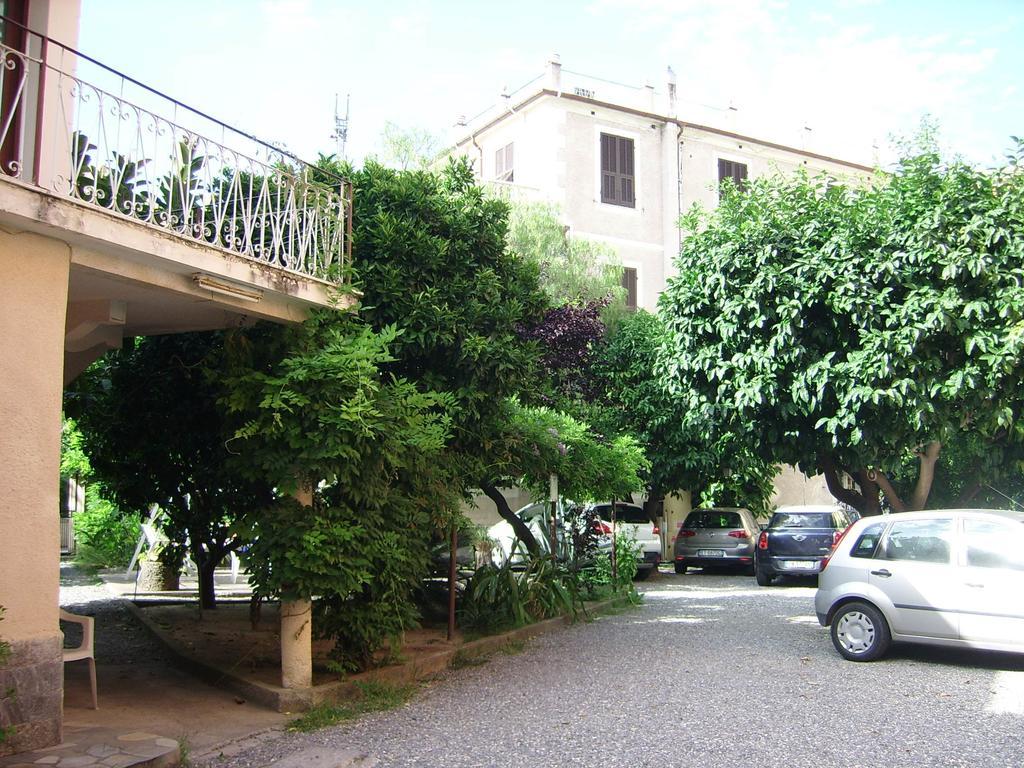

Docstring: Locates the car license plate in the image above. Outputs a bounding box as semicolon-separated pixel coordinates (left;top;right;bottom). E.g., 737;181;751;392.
698;550;725;558
783;560;816;570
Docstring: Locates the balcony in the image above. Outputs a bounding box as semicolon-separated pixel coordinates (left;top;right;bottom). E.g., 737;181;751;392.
0;17;351;288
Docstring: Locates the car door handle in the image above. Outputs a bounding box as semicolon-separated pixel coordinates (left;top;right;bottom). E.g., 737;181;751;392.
870;569;892;577
965;582;985;589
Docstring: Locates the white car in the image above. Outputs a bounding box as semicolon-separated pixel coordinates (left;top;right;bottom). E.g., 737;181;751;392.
815;508;1024;661
487;501;566;566
592;502;661;579
487;501;655;576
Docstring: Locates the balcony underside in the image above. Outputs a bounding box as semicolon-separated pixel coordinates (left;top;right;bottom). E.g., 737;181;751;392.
1;178;355;335
1;179;356;384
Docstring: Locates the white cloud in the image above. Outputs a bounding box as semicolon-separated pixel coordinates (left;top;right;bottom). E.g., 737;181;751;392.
591;1;1006;163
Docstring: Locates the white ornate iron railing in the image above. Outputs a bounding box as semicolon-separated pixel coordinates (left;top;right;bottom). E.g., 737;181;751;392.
0;18;351;281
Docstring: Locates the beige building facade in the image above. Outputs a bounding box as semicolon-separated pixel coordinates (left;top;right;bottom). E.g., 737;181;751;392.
451;57;872;515
453;56;871;312
0;0;352;753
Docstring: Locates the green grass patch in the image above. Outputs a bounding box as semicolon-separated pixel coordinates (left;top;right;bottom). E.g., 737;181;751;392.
449;649;489;670
500;638;526;655
287;681;415;732
449;637;528;671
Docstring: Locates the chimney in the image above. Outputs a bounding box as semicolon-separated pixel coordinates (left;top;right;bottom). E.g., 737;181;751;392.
547;53;562;93
666;66;677;117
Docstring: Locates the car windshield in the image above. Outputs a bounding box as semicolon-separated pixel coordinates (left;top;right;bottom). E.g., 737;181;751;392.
596;504;648;524
686;511;742;529
771;512;833;528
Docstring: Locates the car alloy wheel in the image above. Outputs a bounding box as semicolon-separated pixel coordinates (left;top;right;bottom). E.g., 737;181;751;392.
830;601;891;661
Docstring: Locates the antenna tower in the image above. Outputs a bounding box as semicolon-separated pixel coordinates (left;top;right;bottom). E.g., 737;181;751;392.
331;93;350;160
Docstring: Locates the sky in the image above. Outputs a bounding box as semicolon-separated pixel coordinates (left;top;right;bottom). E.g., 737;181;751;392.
75;0;1022;169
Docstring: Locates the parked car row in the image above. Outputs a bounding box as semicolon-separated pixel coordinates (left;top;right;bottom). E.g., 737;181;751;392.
672;503;1024;664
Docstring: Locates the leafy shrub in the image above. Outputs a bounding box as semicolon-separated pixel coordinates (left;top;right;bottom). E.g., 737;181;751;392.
578;530;641;599
73;487;140;568
460;557;576;634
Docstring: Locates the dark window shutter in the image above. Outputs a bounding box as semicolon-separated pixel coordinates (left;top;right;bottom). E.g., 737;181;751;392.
494;143;514;182
719;159;748;195
621;267;638;310
601;133;616;203
601;133;635;207
733;162;747;188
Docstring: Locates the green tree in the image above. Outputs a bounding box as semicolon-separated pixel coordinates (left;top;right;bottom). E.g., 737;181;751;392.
68;332;275;607
660;137;1024;515
312;156;649;554
596;310;776;516
224;313;457;669
507;201;623;309
376;122;444;171
321;157;552;539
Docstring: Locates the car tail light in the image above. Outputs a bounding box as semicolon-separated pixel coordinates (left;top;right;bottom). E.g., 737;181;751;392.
652;525;660;535
757;531;768;550
727;530;748;539
679;529;696;538
594;522;613;535
821;525;853;571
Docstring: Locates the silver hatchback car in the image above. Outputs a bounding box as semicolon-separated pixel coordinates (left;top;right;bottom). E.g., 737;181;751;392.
673;507;760;574
815;508;1024;661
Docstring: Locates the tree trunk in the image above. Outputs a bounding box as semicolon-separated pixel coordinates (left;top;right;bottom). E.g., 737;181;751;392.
909;441;942;510
854;469;883;516
481;482;541;558
819;454;866;512
872;471;906;513
197;557;218;610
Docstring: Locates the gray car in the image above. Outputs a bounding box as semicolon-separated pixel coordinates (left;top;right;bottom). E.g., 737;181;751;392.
815;508;1024;661
673;507;760;574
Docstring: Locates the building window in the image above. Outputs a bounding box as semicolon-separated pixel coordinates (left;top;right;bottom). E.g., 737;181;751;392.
600;133;635;207
718;159;748;194
621;267;638;311
495;142;514;182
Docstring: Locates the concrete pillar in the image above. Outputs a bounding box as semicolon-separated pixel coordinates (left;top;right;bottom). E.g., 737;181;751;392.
25;0;81;192
662;491;692;560
0;229;71;755
280;483;313;690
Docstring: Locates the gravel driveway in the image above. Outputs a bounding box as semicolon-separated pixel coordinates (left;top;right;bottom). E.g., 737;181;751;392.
200;569;1024;768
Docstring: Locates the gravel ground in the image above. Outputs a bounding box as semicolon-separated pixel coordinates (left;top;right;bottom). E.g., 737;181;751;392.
195;569;1024;768
60;561;176;666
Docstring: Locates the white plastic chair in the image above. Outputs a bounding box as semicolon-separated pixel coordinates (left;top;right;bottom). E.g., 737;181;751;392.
60;609;97;709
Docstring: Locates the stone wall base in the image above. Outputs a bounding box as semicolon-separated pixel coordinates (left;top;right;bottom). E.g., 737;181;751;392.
0;634;62;756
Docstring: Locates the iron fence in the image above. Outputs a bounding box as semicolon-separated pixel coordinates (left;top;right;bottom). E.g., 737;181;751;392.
0;18;350;281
